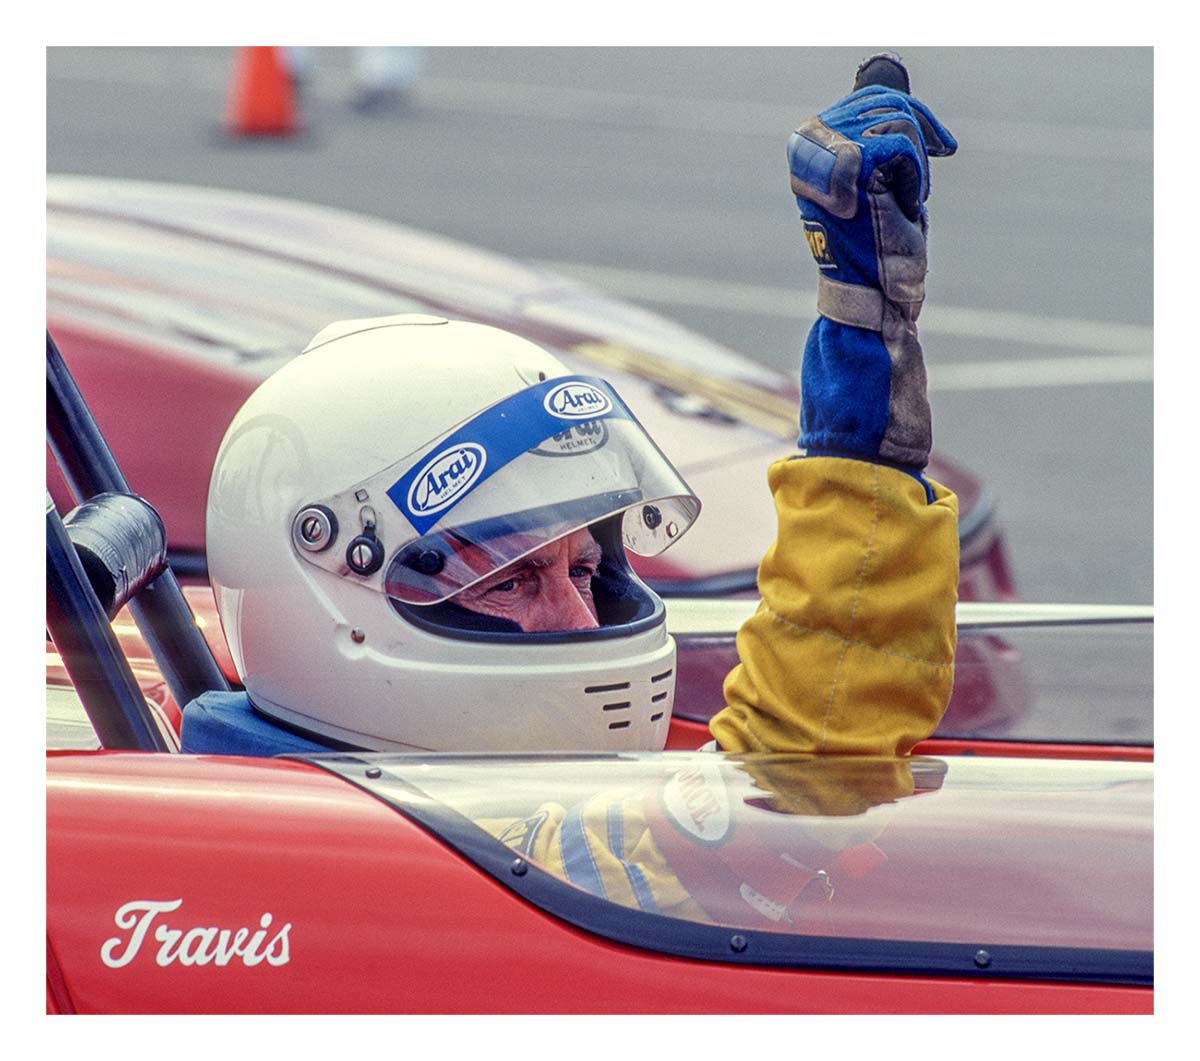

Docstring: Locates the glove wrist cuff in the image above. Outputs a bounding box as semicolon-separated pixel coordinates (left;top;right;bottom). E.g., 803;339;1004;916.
816;275;884;332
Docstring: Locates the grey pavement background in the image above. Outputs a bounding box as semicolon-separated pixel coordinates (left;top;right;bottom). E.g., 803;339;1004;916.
46;46;1153;604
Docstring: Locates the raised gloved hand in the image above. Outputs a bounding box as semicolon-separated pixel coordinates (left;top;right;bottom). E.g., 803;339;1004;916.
788;53;956;471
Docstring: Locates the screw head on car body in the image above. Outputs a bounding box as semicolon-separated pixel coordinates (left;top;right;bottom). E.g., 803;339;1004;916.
973;949;991;968
730;935;748;953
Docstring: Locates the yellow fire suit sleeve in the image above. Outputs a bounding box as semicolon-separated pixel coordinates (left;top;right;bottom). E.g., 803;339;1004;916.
709;456;958;756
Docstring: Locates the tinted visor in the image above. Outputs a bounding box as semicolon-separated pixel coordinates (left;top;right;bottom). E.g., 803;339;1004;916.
295;376;701;605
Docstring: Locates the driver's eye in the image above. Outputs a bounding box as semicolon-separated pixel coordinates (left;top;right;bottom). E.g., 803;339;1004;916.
488;578;518;594
569;566;596;580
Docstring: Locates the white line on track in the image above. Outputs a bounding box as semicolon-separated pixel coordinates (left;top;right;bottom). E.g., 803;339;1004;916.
928;354;1151;391
416;78;1150;161
533;259;1153;391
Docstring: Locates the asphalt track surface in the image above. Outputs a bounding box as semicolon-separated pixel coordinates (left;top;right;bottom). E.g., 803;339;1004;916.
46;46;1153;605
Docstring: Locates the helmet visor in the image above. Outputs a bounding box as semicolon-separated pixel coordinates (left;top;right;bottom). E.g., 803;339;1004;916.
295;376;701;605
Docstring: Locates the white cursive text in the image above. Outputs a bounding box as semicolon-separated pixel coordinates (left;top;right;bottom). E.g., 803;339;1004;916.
101;899;292;969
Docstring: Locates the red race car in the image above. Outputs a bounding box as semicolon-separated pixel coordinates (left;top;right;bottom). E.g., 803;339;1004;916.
46;306;1151;1012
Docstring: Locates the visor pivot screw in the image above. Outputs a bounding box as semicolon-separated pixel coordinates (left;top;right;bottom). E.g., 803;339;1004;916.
403;548;445;576
511;858;528;877
351;628;366;643
973;949;991;969
365;766;381;779
417;549;444;575
347;534;385;576
293;505;338;553
730;935;748;954
666;521;679;538
642;504;663;531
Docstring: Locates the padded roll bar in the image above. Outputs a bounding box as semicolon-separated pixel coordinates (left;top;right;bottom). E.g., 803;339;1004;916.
63;492;169;618
46;494;171;751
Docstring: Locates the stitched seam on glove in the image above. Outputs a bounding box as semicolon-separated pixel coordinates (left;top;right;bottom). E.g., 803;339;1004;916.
868;179;927;311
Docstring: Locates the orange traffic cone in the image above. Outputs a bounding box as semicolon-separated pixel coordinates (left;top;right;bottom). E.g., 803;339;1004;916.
224;47;299;137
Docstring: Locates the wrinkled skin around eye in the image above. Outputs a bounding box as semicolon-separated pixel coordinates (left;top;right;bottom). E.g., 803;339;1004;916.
449;528;602;632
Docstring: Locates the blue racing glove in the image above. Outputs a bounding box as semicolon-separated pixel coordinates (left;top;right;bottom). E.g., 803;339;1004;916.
788;53;956;471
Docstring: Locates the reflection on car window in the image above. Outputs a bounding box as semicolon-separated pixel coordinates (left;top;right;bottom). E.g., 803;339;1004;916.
347;752;1151;953
672;622;1153;745
942;623;1153;743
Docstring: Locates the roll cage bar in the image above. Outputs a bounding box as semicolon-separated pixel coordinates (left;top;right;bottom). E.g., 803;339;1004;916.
46;329;229;750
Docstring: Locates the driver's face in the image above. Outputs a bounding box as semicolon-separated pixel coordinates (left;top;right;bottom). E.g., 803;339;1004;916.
450;528;602;632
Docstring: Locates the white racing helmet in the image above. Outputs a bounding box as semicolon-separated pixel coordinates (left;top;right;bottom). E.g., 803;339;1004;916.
206;314;701;751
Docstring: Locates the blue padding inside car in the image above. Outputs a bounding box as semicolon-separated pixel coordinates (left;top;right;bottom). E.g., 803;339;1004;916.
180;690;336;757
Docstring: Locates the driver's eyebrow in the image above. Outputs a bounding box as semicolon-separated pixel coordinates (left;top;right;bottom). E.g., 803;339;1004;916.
573;539;603;568
464;534;602;596
470;555;545;593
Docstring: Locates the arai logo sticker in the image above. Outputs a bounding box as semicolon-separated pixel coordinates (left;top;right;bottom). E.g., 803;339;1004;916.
100;899;292;969
531;420;609;456
406;443;488;517
661;763;731;846
544;381;613;420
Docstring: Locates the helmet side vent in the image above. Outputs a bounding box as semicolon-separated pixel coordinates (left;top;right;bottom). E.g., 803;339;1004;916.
648;672;673;725
585;681;630;693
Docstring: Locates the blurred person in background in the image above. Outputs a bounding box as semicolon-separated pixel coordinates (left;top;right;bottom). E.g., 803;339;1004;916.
285;46;425;113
